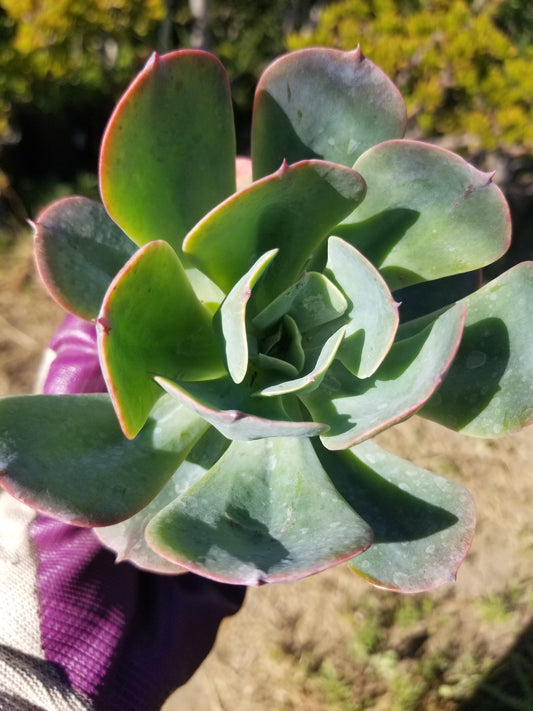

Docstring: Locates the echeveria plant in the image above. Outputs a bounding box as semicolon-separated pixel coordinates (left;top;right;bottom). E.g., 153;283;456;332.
1;47;532;591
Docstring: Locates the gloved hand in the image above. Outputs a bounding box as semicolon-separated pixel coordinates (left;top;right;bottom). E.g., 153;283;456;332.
0;314;245;711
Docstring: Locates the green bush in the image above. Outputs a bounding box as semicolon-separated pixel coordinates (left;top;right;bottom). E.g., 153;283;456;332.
0;0;291;142
0;0;291;212
288;0;533;154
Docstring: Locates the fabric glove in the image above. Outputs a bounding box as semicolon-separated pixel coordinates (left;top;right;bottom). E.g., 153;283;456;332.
0;314;245;710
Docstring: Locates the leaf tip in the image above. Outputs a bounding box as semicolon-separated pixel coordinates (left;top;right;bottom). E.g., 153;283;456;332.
96;316;112;336
144;51;160;73
277;158;290;177
351;45;365;63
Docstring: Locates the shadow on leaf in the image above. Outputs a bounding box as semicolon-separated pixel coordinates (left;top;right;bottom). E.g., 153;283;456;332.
336;207;420;275
253;91;321;177
421;317;510;430
315;444;458;543
152;506;291;583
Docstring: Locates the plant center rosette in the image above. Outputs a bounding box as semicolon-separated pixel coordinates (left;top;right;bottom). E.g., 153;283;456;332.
1;47;532;591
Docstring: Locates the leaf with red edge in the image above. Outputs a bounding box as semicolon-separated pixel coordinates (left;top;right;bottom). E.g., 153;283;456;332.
98;240;225;439
155;374;327;440
100;50;236;255
145;436;373;585
421;262;533;436
252;47;407;178
337;140;511;291
0;394;208;526
183;159;366;300
315;440;476;592
302;303;465;450
33;196;136;319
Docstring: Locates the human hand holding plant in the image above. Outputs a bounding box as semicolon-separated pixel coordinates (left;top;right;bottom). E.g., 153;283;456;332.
0;314;244;710
0;47;531;596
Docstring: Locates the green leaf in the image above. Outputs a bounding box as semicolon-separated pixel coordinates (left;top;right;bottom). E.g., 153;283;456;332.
145;437;373;585
253;271;348;333
100;50;236;255
33;196;137;319
183;159;366;300
0;394;209;526
326;236;399;377
155;375;327;440
258;326;346;397
302;303;465;449
315;440;475;592
421;262;533;436
337;140;511;290
96;426;228;573
252;47;407;178
99;240;225;439
216;249;278;384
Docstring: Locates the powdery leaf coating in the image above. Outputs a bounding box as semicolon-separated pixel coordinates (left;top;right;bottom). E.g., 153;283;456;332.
145;437;373;585
338;140;511;290
252;47;407;177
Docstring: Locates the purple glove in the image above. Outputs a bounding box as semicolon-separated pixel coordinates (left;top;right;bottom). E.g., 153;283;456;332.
1;314;245;710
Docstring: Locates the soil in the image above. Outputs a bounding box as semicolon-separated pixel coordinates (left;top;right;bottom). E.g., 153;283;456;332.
1;232;532;711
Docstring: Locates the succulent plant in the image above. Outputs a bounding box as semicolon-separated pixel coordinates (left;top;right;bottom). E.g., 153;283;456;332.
1;47;531;592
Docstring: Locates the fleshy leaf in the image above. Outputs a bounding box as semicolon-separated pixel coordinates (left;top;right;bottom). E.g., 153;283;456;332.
0;394;209;526
183;159;366;300
302;303;465;449
337;140;511;290
155;375;327;440
316;440;475;592
258;326;346;397
145;437;373;585
33;196;137;319
252;47;407;178
99;240;225;439
326;236;399;377
96;426;228;573
253;271;348;332
421;262;533;435
100;50;236;255
253;352;299;379
216;249;278;384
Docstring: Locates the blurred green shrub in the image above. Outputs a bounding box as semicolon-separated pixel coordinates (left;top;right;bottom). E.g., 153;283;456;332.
207;0;291;121
0;0;293;212
288;0;533;154
0;0;292;143
0;0;168;136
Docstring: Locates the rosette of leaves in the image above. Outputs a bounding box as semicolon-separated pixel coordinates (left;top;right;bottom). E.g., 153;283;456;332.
1;47;531;591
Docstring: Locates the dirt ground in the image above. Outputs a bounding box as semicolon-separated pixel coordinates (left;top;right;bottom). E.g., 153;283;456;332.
1;232;532;711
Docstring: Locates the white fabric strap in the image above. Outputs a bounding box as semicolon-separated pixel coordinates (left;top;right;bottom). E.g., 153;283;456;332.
0;494;91;710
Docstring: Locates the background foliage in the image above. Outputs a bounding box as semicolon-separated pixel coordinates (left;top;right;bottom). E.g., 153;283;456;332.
288;0;533;154
0;0;297;215
0;0;532;229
